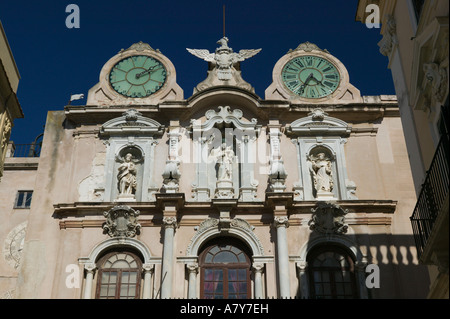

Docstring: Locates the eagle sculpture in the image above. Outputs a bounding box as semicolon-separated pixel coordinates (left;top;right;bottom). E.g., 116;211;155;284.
187;37;261;80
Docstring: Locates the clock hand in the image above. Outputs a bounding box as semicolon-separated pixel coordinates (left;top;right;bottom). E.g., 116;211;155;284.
311;75;322;84
298;73;314;94
135;65;157;79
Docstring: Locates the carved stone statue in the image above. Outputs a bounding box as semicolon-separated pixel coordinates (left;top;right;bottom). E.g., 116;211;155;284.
117;153;137;196
217;143;234;181
308;153;333;195
423;62;448;103
187;37;261;81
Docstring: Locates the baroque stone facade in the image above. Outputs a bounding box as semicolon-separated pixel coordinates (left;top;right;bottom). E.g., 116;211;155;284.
0;38;430;299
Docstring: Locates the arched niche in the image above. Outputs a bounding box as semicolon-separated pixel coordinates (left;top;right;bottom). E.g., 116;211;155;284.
189;106;261;202
286;108;357;201
100;109;164;202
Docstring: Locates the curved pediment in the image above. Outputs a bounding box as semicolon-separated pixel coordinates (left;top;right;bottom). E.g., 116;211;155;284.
286;108;351;136
189;106;260;134
100;109;165;137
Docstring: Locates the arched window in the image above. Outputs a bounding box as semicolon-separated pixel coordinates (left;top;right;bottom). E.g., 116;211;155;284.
307;245;358;299
199;238;251;299
96;250;142;299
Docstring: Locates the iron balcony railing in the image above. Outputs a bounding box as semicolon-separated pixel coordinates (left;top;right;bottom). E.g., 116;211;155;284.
9;143;41;157
410;132;449;259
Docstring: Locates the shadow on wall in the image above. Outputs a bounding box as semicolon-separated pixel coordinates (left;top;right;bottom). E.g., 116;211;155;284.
299;213;431;299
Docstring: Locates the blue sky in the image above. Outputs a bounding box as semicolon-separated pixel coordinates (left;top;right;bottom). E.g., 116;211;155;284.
0;0;393;145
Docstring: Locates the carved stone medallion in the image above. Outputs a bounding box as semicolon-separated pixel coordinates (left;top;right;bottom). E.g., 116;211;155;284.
308;202;348;234
103;205;141;238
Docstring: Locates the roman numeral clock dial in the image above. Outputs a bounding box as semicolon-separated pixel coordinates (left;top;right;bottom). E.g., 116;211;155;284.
281;56;340;99
109;55;167;98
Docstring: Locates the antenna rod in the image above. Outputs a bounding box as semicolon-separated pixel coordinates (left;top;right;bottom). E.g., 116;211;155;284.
223;4;226;37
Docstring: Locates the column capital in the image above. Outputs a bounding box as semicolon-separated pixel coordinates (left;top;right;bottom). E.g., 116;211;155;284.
143;263;155;273
187;262;199;274
296;261;308;272
84;263;97;273
273;216;289;228
252;263;265;273
162;216;178;229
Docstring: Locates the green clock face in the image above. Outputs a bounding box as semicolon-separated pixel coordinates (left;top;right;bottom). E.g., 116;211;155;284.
109;55;167;98
281;56;340;98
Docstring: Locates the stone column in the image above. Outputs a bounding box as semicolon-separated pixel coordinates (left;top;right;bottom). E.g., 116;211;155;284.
355;260;369;299
83;263;96;299
296;261;309;299
252;263;264;299
274;216;290;298
161;216;177;299
142;264;155;299
187;262;199;299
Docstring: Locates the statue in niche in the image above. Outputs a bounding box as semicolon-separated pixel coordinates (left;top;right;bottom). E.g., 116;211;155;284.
117;153;137;196
308;153;333;194
216;143;234;181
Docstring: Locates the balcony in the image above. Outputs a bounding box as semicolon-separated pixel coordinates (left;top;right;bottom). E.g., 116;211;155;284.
6;133;43;158
7;143;41;157
410;132;449;264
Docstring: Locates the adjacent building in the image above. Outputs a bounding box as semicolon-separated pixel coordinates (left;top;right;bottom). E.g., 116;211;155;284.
356;0;449;299
0;37;430;299
0;20;23;182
